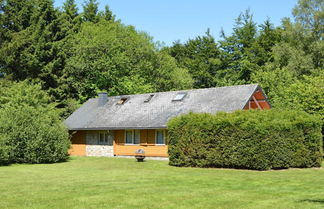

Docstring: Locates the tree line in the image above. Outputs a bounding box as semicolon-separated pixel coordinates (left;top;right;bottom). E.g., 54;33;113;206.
0;0;323;121
0;0;193;117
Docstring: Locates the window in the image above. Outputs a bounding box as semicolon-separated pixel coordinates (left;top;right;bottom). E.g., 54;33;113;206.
172;92;186;101
98;132;113;145
156;130;165;145
117;97;128;105
125;130;133;144
144;94;154;103
125;130;140;144
134;130;140;144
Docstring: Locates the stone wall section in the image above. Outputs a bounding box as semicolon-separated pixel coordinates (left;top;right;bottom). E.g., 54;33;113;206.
85;131;114;157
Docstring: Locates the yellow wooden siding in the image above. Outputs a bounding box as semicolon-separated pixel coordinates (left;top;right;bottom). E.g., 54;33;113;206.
69;129;168;157
68;131;86;156
113;129;168;157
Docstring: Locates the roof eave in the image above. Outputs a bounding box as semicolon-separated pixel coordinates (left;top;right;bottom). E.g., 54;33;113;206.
67;126;167;131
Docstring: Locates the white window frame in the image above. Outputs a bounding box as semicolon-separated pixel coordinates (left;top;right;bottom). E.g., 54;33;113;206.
155;129;166;145
124;130;140;145
98;131;113;145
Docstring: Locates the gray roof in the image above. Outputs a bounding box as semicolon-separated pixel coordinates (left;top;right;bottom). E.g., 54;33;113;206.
65;84;261;130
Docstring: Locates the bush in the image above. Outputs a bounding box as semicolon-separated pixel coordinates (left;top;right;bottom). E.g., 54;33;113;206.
167;110;323;170
0;136;11;165
0;81;70;165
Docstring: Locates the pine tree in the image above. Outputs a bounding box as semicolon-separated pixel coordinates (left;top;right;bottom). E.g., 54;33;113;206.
167;29;222;88
82;0;99;23
59;0;81;37
27;0;61;80
219;9;258;84
0;0;34;53
0;0;63;83
254;19;282;65
101;5;115;21
0;0;33;33
0;0;35;79
63;0;78;20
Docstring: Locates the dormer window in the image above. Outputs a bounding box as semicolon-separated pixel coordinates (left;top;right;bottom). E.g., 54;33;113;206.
144;94;154;103
172;92;186;101
117;97;128;105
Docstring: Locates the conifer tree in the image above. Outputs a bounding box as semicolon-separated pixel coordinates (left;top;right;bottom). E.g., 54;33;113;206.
63;0;78;20
0;0;34;51
59;0;81;37
82;0;99;23
219;9;258;84
0;0;33;33
166;30;222;88
101;5;115;21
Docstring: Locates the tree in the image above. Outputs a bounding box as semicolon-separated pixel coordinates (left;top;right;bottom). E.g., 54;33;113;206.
0;80;70;165
0;0;34;33
252;65;324;123
0;0;63;81
99;5;115;22
261;15;321;78
166;30;222;88
62;20;193;101
63;0;78;20
218;9;259;84
150;51;193;92
254;19;282;65
59;0;81;36
0;0;34;71
292;0;324;38
82;0;99;23
292;0;324;70
251;68;296;108
284;72;324;120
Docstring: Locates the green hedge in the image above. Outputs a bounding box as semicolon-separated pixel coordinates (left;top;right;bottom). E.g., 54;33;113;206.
167;110;323;170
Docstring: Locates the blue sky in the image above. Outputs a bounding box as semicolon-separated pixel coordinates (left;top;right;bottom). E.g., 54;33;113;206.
54;0;298;46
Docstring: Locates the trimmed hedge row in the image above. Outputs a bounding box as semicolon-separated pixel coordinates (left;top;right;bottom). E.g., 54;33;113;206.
167;110;323;170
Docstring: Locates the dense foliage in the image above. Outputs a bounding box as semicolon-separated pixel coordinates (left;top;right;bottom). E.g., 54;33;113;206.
0;0;323;165
168;110;323;170
0;0;322;121
0;81;70;165
63;21;192;102
165;1;323;123
0;0;193;114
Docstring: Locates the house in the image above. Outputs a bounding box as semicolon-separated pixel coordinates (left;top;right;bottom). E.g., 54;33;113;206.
65;84;271;157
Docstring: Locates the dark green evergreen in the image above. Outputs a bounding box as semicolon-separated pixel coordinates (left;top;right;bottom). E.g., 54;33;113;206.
82;0;99;23
165;30;222;88
99;5;115;22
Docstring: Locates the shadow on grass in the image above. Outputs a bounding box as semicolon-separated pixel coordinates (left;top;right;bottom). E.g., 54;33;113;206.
300;199;324;204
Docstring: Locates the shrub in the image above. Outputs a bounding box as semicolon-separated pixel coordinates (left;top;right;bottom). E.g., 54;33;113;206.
167;110;323;170
0;81;70;165
0;135;11;165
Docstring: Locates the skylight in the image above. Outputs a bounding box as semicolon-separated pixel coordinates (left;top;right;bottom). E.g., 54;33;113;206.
172;92;186;101
144;94;154;103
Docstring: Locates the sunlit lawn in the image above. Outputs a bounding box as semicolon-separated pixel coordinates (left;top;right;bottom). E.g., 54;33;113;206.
0;157;324;209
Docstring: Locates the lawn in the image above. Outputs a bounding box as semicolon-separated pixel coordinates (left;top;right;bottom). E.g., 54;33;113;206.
1;157;324;209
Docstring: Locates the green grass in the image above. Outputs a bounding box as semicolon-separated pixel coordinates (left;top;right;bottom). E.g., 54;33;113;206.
1;157;324;209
